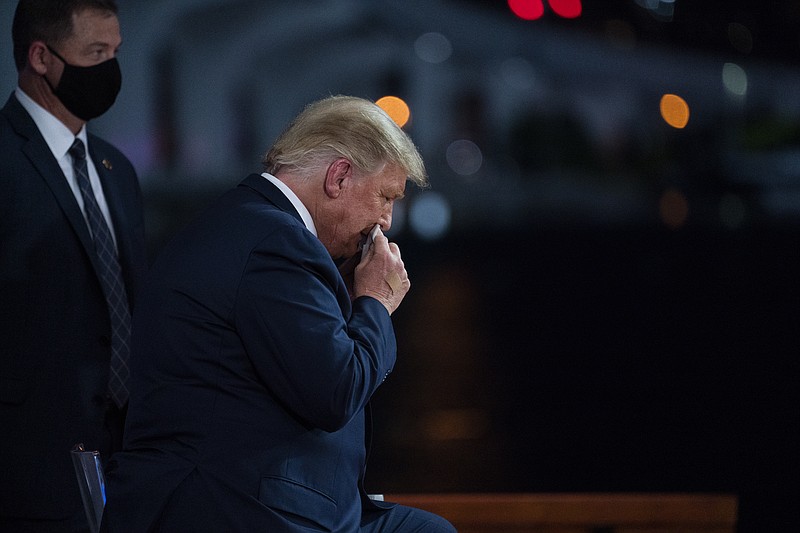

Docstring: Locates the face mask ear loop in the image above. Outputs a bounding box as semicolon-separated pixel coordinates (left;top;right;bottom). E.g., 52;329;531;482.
42;44;66;92
45;44;68;64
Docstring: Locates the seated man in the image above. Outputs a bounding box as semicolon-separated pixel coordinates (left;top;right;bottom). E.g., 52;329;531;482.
103;95;455;532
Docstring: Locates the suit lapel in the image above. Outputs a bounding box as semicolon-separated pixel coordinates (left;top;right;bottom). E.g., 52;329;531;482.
3;95;105;283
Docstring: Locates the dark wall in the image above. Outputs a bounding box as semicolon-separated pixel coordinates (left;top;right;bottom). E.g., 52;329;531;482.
367;224;800;532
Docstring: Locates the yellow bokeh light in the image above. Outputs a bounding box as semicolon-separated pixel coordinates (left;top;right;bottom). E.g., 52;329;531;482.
660;94;690;129
376;95;411;128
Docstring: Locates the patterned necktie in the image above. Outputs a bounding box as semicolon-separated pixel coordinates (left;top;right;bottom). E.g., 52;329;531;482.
69;138;131;408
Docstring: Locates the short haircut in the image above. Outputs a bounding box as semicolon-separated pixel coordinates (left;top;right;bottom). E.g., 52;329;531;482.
263;95;428;188
12;0;119;71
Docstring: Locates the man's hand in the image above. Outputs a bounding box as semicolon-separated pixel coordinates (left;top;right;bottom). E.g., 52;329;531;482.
353;228;409;314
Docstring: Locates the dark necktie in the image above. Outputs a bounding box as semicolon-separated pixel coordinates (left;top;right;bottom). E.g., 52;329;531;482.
69;138;131;408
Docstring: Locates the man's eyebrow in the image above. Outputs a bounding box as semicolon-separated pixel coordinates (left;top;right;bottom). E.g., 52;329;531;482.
90;36;123;47
82;40;114;51
387;188;405;200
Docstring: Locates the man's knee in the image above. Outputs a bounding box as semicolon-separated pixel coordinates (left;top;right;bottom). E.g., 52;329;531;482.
361;504;456;532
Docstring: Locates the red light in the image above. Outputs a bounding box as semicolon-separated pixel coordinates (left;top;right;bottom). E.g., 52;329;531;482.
508;0;545;21
548;0;582;18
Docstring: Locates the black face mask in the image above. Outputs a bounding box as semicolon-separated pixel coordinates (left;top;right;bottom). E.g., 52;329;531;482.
45;45;122;121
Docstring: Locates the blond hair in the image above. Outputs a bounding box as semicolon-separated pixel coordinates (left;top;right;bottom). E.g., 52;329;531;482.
263;95;428;187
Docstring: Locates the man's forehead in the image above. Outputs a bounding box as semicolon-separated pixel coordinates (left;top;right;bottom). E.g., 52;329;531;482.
379;166;408;191
67;8;120;41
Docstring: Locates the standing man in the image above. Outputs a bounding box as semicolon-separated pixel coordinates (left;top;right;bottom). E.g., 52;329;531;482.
0;1;146;531
103;96;454;532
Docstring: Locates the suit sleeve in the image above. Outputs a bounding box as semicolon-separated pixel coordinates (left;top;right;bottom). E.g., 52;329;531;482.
233;223;396;432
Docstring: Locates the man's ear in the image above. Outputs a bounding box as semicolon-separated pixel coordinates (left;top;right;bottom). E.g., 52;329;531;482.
28;41;50;76
324;158;352;199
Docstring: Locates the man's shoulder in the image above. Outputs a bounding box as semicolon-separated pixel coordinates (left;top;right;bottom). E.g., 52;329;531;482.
0;93;28;138
0;97;35;167
1;92;18;116
0;109;19;142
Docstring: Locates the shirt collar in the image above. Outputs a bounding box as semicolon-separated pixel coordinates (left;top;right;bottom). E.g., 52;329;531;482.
260;172;317;237
15;86;88;158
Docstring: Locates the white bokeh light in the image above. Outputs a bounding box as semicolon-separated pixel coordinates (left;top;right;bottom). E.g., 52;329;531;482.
414;32;453;64
500;57;537;92
446;139;483;176
409;192;452;241
722;62;748;97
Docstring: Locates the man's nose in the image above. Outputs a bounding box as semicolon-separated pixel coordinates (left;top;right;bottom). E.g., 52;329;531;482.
380;208;392;232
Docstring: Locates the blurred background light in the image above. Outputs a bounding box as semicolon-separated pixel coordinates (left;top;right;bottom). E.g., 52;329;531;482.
727;22;754;54
722;62;748;97
446;139;483;176
635;0;659;9
414;32;453;64
636;0;675;22
421;408;490;441
548;0;582;19
660;94;690;129
659;187;689;229
376;95;411;128
508;0;544;21
500;57;538;92
409;191;452;241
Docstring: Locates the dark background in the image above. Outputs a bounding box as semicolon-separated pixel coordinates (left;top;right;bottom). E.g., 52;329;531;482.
2;1;798;530
370;226;798;532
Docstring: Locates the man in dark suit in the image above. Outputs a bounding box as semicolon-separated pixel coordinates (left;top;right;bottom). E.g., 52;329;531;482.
0;1;146;531
103;96;454;532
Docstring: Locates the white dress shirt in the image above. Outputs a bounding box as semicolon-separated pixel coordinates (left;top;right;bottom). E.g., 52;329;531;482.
15;87;118;247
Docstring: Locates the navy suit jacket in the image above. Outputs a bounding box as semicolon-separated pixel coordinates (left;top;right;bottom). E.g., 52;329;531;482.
0;93;146;521
104;174;396;532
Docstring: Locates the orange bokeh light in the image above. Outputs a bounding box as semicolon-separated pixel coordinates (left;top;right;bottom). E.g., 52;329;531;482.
660;94;690;129
376;95;411;128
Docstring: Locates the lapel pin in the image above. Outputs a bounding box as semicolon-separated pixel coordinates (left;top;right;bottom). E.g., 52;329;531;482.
102;159;113;170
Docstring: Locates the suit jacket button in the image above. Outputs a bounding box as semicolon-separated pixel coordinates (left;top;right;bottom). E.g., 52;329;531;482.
99;335;111;347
